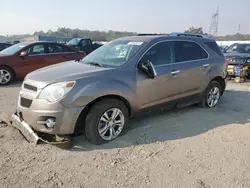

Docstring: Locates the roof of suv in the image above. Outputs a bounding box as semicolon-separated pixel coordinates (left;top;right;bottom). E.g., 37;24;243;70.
119;33;216;43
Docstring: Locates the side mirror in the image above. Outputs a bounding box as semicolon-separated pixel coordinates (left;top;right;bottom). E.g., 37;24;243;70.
20;51;28;57
138;60;157;79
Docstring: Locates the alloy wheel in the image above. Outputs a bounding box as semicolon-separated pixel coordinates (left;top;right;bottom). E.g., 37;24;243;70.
206;86;220;107
98;108;125;140
0;69;11;84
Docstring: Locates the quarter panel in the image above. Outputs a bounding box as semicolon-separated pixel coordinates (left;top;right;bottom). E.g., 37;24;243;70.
208;58;227;79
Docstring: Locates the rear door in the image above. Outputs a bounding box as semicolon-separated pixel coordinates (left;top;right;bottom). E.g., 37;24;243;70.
174;41;209;97
17;44;47;77
65;46;85;61
46;43;81;64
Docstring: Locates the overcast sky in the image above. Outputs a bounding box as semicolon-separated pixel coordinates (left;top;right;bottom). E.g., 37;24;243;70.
0;0;250;36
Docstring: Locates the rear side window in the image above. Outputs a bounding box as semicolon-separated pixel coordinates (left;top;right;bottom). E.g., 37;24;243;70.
47;44;69;54
175;41;208;62
67;47;76;52
204;42;224;56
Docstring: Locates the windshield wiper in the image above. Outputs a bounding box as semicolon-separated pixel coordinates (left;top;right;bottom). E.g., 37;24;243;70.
86;62;106;67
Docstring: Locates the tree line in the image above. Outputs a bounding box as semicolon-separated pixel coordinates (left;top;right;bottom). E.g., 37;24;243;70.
34;27;250;41
34;28;137;41
2;27;250;42
184;27;250;41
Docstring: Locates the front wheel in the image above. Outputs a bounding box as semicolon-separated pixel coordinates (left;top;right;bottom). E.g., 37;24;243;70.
199;81;222;108
85;99;129;145
0;66;14;86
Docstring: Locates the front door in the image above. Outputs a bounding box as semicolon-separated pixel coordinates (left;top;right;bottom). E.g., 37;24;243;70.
136;41;181;110
17;44;48;77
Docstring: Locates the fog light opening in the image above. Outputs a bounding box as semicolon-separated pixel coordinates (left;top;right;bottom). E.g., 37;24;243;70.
45;118;56;128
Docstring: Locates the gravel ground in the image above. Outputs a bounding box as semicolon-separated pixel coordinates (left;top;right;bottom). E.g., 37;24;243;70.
1;81;250;188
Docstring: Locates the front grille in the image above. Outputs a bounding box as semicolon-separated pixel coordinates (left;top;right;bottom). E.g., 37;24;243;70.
20;97;32;108
231;58;246;64
24;83;37;92
246;58;250;65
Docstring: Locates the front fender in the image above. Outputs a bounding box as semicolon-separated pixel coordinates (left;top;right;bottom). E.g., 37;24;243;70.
63;79;137;110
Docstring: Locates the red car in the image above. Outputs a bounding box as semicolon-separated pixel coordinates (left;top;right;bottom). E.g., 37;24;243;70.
0;41;86;85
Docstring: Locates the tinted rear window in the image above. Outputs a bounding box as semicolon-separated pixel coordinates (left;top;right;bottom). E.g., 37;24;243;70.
175;41;208;62
47;44;69;53
205;42;224;56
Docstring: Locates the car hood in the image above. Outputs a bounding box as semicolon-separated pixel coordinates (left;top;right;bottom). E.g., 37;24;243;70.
224;52;250;58
25;61;111;89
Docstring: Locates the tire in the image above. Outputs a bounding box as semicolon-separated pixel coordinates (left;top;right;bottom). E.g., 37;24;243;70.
85;99;129;145
0;66;14;86
199;81;222;108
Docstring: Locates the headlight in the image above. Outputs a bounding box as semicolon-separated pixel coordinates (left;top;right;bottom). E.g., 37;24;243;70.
38;81;75;102
247;59;250;63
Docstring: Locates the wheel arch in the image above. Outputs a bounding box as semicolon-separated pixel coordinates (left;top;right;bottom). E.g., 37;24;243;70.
211;76;225;95
74;94;132;134
0;65;16;77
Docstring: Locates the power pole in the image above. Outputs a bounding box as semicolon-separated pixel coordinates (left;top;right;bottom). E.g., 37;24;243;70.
209;7;219;36
237;24;241;33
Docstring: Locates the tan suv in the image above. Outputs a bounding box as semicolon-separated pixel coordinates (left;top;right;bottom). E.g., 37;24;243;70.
11;33;228;145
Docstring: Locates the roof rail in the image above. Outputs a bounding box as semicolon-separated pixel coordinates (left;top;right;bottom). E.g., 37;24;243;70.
137;33;166;36
169;32;209;39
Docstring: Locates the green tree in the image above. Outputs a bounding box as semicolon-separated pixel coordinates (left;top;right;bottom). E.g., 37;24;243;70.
184;27;204;34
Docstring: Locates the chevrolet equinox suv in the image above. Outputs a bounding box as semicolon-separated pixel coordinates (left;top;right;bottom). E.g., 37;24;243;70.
11;33;228;145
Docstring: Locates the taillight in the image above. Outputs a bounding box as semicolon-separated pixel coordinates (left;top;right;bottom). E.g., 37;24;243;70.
82;51;86;57
225;58;230;71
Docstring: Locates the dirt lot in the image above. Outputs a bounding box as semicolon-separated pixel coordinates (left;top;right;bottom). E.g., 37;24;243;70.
1;81;250;188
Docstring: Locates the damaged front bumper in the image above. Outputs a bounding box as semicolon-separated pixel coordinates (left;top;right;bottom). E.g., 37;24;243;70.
11;113;39;144
10;113;71;148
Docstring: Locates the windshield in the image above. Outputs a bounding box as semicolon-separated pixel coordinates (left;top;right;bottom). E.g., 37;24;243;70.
225;43;250;54
81;40;144;67
67;38;81;46
0;43;28;55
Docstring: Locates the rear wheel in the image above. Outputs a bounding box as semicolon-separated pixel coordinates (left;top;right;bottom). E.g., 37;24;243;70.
85;99;129;145
199;81;221;108
0;66;14;86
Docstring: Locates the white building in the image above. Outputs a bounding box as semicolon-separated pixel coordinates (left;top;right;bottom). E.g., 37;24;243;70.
216;41;250;47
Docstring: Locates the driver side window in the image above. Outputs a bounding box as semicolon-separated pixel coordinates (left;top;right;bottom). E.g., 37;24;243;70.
26;44;45;55
142;42;175;66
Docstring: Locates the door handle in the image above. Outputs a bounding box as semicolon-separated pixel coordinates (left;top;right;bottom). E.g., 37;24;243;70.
171;70;180;75
203;64;210;67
